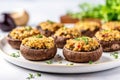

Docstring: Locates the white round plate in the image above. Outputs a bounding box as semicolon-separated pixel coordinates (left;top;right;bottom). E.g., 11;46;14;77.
0;38;120;73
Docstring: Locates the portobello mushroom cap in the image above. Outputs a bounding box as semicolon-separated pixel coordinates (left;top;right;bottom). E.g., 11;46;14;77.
37;26;54;37
81;28;100;37
20;44;57;61
63;46;102;63
99;40;120;52
74;21;101;37
52;36;70;49
7;35;21;49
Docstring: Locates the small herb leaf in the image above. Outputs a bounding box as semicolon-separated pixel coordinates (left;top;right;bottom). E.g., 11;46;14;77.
110;51;119;59
89;61;93;64
36;73;41;77
26;73;41;80
74;38;80;41
47;20;54;24
25;26;32;31
66;63;74;66
10;52;20;58
36;34;43;38
81;36;88;44
45;60;53;64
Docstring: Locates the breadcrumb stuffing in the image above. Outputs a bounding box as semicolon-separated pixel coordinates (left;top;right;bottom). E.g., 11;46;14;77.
102;21;120;31
95;30;120;41
54;27;81;38
22;35;54;49
74;21;101;31
10;26;40;40
39;20;64;32
65;37;100;52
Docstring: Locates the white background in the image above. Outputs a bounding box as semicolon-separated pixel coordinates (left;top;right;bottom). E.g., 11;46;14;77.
1;0;120;80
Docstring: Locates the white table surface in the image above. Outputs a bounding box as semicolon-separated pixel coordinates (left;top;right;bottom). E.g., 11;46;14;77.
1;0;120;80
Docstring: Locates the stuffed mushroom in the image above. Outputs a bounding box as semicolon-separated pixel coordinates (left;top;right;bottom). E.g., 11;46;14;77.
95;30;120;52
53;27;81;48
74;21;101;37
102;21;120;31
37;20;64;37
7;26;40;49
20;35;57;61
63;36;102;63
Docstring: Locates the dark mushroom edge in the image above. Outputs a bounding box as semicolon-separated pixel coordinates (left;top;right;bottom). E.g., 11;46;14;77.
7;35;21;49
6;26;40;49
95;30;120;52
63;36;103;63
52;27;81;48
20;44;57;61
63;46;102;63
37;20;64;37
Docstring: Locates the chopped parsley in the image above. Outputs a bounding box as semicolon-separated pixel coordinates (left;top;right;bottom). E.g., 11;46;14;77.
26;73;41;80
10;52;20;58
25;26;32;31
81;36;88;44
74;36;88;44
103;29;109;32
45;60;53;64
47;20;54;24
66;63;74;66
26;73;34;79
36;73;41;77
36;34;43;38
110;51;119;59
74;38;80;41
89;61;93;64
62;26;67;30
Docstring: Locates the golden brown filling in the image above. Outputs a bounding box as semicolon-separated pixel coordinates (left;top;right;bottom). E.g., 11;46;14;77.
10;26;40;40
65;36;100;52
102;21;120;30
22;35;54;49
39;20;64;32
54;27;81;38
95;30;120;41
74;21;101;31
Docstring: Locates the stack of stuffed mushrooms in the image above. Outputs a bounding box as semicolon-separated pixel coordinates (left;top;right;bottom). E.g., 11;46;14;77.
6;20;120;63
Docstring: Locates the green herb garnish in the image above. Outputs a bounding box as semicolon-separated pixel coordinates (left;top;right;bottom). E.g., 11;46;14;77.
36;73;41;77
62;27;67;30
89;61;93;64
10;52;20;58
103;30;109;32
66;63;74;66
26;73;41;80
74;37;88;44
81;36;88;44
45;60;53;64
36;34;43;38
70;63;74;65
25;26;32;31
110;51;119;59
47;20;54;24
74;38;80;41
26;73;34;79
